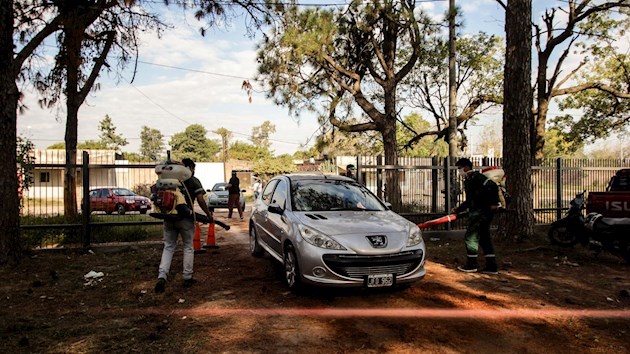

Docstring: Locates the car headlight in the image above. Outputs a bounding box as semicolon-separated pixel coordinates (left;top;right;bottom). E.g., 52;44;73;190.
298;224;346;250
126;198;135;204
407;225;423;247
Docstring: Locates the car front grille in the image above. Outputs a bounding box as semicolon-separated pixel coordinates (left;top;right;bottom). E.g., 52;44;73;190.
322;250;423;279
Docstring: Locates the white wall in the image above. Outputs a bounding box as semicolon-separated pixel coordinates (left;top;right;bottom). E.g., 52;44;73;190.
194;162;225;191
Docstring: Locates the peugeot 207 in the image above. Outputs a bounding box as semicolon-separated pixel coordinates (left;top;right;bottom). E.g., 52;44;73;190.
248;174;426;291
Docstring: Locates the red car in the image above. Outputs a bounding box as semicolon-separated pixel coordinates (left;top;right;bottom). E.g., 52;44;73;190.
88;187;151;215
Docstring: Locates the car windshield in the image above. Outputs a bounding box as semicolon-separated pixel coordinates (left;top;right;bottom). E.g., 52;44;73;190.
212;184;228;192
112;188;134;196
291;179;386;212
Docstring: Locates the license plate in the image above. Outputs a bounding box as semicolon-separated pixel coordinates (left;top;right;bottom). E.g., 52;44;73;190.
140;205;147;209
366;274;394;288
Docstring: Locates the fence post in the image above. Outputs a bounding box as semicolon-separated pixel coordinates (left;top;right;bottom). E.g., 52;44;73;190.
376;155;383;200
444;156;452;230
431;156;438;213
556;157;562;221
356;156;362;184
82;151;91;249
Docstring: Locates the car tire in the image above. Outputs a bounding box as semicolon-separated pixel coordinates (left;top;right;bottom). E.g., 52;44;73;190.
249;224;264;257
115;204;126;215
283;244;302;292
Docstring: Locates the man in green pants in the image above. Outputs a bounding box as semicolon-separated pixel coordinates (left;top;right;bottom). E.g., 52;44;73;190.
452;158;500;274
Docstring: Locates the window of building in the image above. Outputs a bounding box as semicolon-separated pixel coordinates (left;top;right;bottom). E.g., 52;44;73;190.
40;172;50;183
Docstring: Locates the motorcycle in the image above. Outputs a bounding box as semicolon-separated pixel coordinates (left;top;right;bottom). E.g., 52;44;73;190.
548;190;586;247
548;190;630;263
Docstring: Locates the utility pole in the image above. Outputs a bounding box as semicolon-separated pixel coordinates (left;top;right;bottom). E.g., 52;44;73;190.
446;0;459;213
447;0;458;157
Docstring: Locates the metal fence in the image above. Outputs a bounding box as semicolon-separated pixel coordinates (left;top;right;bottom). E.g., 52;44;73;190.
351;156;629;228
20;150;162;249
19;151;630;249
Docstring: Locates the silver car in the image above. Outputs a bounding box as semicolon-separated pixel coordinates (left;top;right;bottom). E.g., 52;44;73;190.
205;182;245;210
249;174;426;291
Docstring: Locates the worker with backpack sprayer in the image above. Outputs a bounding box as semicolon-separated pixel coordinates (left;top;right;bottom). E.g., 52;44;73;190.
451;158;501;274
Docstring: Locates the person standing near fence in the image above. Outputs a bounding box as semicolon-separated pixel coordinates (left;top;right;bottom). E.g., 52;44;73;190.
154;158;214;293
227;171;244;219
451;158;500;274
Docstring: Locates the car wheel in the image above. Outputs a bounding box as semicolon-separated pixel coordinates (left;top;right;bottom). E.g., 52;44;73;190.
283;244;301;291
249;224;264;257
115;204;126;215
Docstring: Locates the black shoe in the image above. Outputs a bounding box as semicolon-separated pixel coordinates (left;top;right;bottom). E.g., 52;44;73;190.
481;267;499;275
154;278;166;293
183;278;198;288
457;264;478;273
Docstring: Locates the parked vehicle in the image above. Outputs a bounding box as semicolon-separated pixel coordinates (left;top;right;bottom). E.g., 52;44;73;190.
89;187;151;215
548;190;630;263
586;168;630;218
205;182;245;210
548;190;587;247
248;174;426;291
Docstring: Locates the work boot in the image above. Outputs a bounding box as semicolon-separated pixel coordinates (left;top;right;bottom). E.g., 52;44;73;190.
481;256;498;275
154;278;166;293
457;256;478;273
183;278;198;288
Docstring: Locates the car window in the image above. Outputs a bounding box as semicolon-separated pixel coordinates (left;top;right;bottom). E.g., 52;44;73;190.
261;179;279;206
271;179;288;209
113;188;134;196
291;180;386;212
212;184;227;192
89;190;98;198
99;189;109;198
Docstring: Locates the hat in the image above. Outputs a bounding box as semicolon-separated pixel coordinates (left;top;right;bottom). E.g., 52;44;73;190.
182;158;195;168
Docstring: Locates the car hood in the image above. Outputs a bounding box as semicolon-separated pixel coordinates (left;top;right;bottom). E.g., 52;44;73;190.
293;211;416;253
211;191;229;197
295;211;413;235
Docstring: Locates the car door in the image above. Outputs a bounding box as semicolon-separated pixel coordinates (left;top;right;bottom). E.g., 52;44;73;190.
254;179;279;253
265;178;290;256
89;189;100;212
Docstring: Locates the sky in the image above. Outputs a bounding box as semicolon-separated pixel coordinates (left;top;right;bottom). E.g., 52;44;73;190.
15;1;625;157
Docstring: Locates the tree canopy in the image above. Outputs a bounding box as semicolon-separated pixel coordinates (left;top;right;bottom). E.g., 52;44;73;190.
169;124;220;162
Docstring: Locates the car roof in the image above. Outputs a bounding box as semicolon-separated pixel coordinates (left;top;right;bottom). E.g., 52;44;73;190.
278;173;356;183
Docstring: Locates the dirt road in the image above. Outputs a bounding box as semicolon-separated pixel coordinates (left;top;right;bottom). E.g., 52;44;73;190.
1;209;629;353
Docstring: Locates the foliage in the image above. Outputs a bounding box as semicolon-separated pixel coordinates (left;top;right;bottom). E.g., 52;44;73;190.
531;0;630;160
47;142;65;149
230;140;272;161
397;113;448;157
405;32;504;148
253;155;296;179
214;127;232;161
139;125;164;161
542;128;585;158
250;120;276;150
17;136;35;196
98;115;128;151
122;152;144;162
169;124;221;162
78;140;108;150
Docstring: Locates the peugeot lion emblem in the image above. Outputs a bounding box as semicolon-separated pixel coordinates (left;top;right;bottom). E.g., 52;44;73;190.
367;235;388;248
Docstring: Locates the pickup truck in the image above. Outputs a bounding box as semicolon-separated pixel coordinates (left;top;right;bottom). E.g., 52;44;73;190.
586;168;630;218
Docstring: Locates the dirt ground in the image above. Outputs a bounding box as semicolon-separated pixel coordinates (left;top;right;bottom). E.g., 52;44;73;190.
1;208;630;353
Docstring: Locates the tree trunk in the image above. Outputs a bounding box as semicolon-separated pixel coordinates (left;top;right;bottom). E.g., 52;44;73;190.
62;18;83;219
503;0;534;240
382;119;401;210
0;0;22;265
533;52;550;163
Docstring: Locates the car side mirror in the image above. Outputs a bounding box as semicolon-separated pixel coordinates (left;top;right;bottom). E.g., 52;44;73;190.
268;204;284;215
384;201;392;209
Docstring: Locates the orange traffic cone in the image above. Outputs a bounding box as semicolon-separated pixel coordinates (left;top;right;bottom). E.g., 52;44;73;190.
203;223;219;249
193;222;207;254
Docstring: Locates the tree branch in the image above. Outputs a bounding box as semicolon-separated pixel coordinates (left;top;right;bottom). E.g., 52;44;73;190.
551;82;630;98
